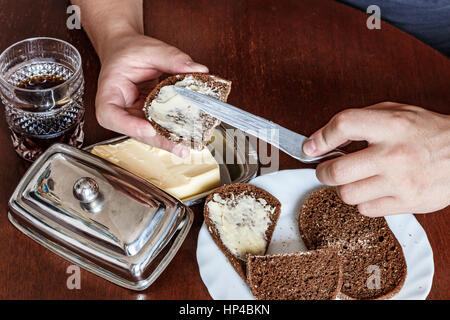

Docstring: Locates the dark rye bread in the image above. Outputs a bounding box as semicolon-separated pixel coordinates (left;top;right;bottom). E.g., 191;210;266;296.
298;187;407;300
247;249;343;300
204;183;281;281
143;73;232;150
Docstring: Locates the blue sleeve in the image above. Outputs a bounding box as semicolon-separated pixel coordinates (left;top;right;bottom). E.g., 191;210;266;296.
338;0;450;56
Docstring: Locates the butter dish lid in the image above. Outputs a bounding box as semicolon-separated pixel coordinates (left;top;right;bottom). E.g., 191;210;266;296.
8;143;193;291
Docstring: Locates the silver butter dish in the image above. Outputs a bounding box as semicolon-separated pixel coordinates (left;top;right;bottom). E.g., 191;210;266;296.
84;124;259;206
8;143;194;291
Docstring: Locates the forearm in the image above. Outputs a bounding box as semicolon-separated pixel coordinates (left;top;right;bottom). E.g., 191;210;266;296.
71;0;143;61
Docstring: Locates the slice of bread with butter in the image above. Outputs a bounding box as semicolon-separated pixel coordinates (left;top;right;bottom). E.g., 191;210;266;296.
144;73;232;151
204;183;281;281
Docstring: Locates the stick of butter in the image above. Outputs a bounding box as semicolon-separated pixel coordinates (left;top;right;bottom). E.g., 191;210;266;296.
91;138;221;200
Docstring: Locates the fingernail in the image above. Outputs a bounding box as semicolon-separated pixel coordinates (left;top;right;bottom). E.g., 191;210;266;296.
303;138;316;155
185;61;209;73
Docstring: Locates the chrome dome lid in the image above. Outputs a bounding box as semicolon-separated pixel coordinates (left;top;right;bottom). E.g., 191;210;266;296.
8;143;193;291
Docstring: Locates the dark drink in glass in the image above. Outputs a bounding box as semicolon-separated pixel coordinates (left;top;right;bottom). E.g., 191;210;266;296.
0;37;85;162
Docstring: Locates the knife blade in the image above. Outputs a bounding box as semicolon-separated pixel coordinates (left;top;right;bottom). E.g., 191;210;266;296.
173;86;344;163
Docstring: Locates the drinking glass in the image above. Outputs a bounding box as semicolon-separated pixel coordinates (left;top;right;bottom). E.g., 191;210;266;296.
0;37;85;162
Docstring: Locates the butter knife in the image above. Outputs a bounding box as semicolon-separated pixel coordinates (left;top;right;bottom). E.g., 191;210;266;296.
173;86;345;163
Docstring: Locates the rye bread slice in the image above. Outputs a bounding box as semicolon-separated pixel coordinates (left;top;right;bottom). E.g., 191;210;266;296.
204;183;281;281
143;73;232;150
298;187;407;300
247;249;343;300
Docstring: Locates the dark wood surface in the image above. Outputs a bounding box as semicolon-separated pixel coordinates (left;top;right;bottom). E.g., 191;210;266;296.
0;0;448;300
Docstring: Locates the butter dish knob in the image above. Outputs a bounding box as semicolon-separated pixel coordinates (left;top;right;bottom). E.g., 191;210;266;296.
73;177;100;203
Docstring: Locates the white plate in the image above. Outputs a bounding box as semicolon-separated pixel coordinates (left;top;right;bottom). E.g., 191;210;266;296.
196;169;434;300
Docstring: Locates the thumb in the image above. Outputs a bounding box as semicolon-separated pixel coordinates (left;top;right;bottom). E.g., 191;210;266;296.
149;44;209;74
303;108;385;156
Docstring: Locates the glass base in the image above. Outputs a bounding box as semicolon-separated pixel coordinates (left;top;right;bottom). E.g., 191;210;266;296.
10;120;85;162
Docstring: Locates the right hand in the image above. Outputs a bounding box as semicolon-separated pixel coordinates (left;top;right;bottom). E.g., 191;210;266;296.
303;102;450;217
95;32;209;158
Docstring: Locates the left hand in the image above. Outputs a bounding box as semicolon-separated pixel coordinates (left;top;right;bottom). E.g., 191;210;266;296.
95;32;209;157
303;102;450;217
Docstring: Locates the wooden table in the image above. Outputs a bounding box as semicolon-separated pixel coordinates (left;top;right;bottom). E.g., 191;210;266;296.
0;0;448;300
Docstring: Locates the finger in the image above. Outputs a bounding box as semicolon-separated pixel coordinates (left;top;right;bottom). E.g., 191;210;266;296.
336;175;389;205
96;76;190;158
303;108;387;157
96;102;190;158
149;45;209;74
97;71;141;108
316;146;382;185
96;82;149;137
357;196;409;217
96;100;155;137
